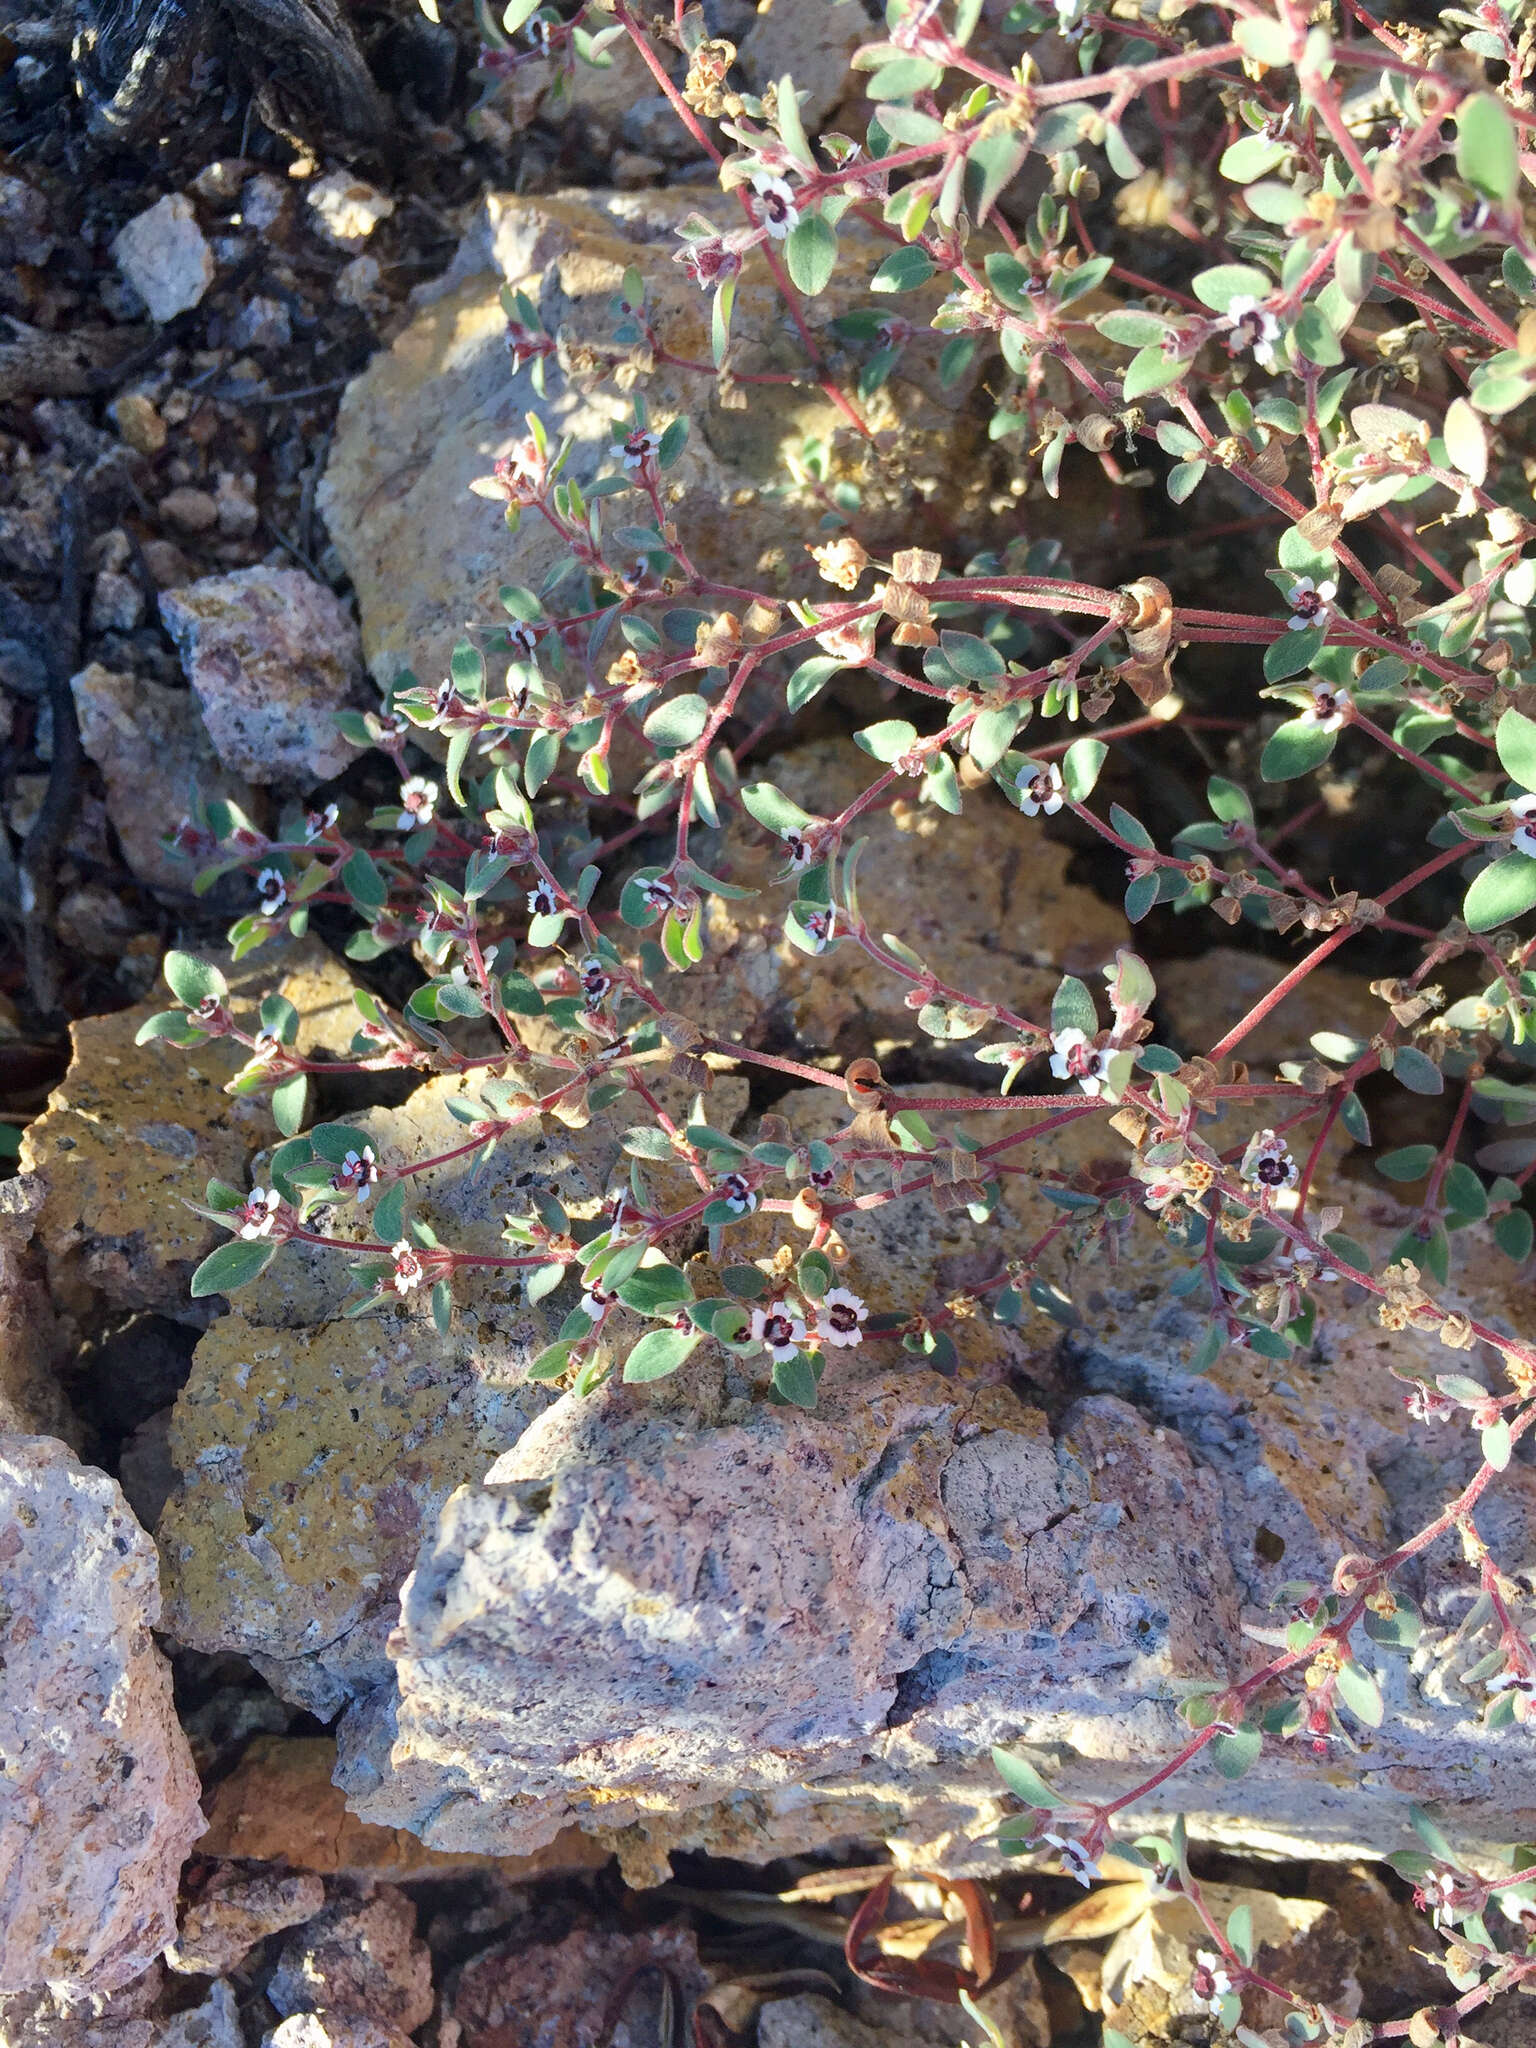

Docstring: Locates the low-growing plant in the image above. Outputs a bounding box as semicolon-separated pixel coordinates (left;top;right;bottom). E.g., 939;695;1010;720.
144;0;1536;2035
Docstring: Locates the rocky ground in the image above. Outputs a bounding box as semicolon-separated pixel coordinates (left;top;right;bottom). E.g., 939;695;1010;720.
0;2;1529;2045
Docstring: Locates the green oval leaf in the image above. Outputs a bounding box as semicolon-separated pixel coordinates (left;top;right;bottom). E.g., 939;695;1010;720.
1260;716;1336;781
1464;852;1536;933
190;1235;277;1299
622;1327;703;1383
785;214;837;297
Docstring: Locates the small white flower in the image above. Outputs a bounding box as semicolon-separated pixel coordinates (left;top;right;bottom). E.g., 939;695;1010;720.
716;1171;757;1216
1192;1949;1235;2012
527;879;560;917
796;905;836;955
391;1240;426;1294
1286;576;1337;632
509;619;540;660
815;1287;867;1348
332;1146;378;1204
1507;792;1536;859
1016;760;1065;817
249;1027;283;1065
1049;1027;1110;1096
239;1187;282;1240
1301;680;1352;731
1041;1833;1101;1887
639;875;678;914
1487;1667;1536;1696
782;828;817;869
304;803;339;842
614;427;661;473
750;171;800;240
580;1284;616;1325
579;957;613;1008
257;867;288;917
1219;294;1281;368
751;1303;807;1363
1240;1127;1298;1191
396;776;439;833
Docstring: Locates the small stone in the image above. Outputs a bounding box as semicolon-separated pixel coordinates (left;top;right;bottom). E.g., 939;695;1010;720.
111;195;215;324
71;664;261;891
160;1979;244;2048
265;2016;415;2048
168;1867;325;1977
332;256;383;310
140;538;191;587
620;94;685;157
110;391;169;456
0;172;55;267
89;568;145;633
0;1437;204;1993
192;161;246;203
116;1408;176;1533
266;1890;431;2036
305;172;395;251
213;470;259;538
240;175;289;233
228;295;292;351
611;150;665;189
55;882;141;962
158;565;365;785
0;1966;165;2048
159;487;220;534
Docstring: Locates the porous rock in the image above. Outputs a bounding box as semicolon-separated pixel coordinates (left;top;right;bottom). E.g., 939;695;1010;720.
265;1889;431;2037
0;1437;203;1994
264;2017;414;2048
656;737;1125;1060
19;939;359;1320
1157;945;1385;1070
320;189;991;696
0;1966;165;2048
199;1734;609;1882
168;1866;326;1977
0;1178;74;1440
159;567;365;786
446;1922;706;2048
160;1063;746;1716
70;665;261;892
1098;1882;1359;2037
111;195;214;324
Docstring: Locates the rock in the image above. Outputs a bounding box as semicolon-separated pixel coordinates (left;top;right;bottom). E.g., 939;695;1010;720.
739;0;868;128
759;1974;1051;2048
19;939;358;1319
71;664;262;891
159;487;220;534
242;175;289;233
88;569;145;633
213;470;259;539
56;883;142;962
159;1312;560;1716
0;1966;165;2048
1098;1883;1359;2038
0;173;54;267
228;296;292;351
656;737;1125;1061
159;1062;745;1713
198;1734;609;1882
0;1437;203;1993
116;1408;177;1533
305;173;395;250
0;1178;74;1440
168;1867;326;1977
320;189;992;696
1305;1864;1447;2016
159;1980;244;2048
552;34;667;152
110;196;215;324
266;1889;432;2037
158;567;365;786
109;393;168;456
142;539;193;587
333;257;383;312
1158;946;1385;1070
264;2016;415;2048
446;1923;705;2048
336;1356;1236;1872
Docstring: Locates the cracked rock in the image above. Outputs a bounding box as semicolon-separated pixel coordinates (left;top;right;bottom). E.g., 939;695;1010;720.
265;1889;431;2037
